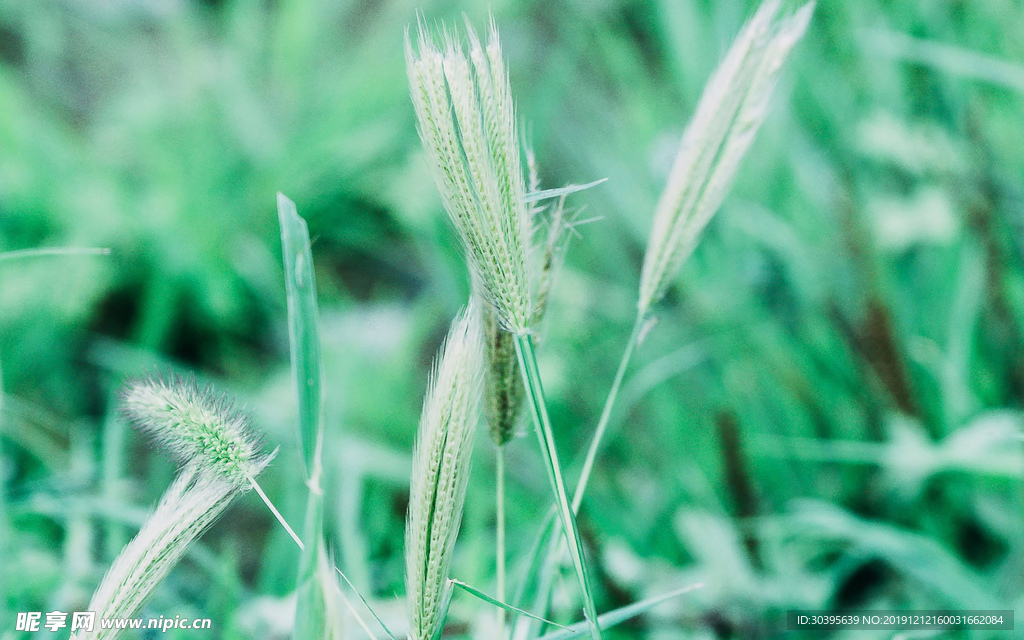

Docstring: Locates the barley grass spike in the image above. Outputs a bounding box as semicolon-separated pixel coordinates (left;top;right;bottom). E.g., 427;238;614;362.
406;306;484;640
406;20;533;333
637;0;814;315
76;467;238;640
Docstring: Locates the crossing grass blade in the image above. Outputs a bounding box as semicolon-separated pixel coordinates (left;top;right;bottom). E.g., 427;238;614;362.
449;578;571;630
514;333;603;640
532;583;704;640
277;193;331;639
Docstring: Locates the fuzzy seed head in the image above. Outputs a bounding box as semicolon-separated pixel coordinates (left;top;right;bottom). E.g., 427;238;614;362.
77;465;255;640
406;18;533;333
405;306;484;640
81;469;231;639
479;287;523;446
120;375;268;487
637;0;814;314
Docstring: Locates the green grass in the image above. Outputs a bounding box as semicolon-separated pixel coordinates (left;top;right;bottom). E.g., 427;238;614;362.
276;193;334;638
4;0;1024;638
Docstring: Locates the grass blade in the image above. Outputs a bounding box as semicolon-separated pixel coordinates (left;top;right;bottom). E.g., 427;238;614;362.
533;583;704;640
510;507;558;640
865;29;1024;93
449;579;571;630
524;178;608;203
335;567;399;640
0;247;110;263
513;333;602;640
277;192;330;639
101;393;129;559
277;192;325;481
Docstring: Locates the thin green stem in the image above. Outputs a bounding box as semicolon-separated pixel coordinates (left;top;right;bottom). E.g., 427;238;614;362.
296;457;324;572
333;569;382;640
248;475;304;550
571;313;645;512
496;445;507;637
249;478;393;640
513;333;603;640
516;313;647;639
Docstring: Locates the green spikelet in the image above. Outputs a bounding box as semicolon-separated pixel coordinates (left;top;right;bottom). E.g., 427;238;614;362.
405;306;484;640
482;297;523;446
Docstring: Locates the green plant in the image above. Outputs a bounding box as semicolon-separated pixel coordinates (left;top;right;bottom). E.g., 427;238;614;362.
7;2;839;638
406;20;606;639
405;5;813;639
405;305;484;640
75;378;272;640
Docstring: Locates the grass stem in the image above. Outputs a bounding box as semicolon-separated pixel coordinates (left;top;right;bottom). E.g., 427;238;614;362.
513;333;602;640
496;446;507;637
571;314;645;511
516;314;646;638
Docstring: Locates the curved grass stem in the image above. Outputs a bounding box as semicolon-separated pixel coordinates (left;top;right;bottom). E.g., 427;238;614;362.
513;333;603;640
513;314;647;639
571;313;645;511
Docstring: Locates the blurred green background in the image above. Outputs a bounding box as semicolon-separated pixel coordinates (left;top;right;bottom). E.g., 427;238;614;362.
3;0;1024;637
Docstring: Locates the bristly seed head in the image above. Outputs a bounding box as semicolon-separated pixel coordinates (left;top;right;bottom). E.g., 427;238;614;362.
120;375;269;487
406;17;534;334
405;305;484;640
479;286;523;446
637;0;814;315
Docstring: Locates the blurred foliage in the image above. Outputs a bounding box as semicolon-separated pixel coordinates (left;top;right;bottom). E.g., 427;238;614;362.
3;0;1024;638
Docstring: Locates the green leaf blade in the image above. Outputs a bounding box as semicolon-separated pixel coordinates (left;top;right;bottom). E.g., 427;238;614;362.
277;192;324;480
534;583;704;640
277;193;329;640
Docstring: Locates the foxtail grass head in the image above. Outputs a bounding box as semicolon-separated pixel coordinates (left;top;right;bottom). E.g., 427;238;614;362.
405;306;484;640
121;375;270;487
637;0;814;316
406;18;533;334
79;377;273;640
